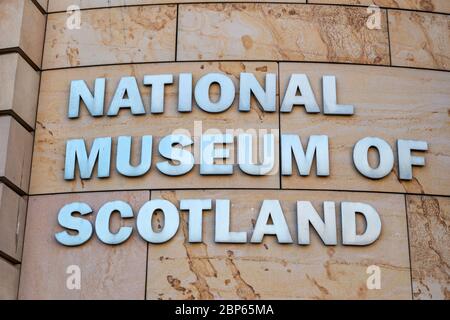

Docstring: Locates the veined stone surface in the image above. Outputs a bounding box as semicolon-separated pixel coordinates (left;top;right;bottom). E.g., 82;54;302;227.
407;195;450;300
47;0;307;13
310;0;450;14
146;189;411;300
389;10;450;70
43;5;177;69
178;3;389;65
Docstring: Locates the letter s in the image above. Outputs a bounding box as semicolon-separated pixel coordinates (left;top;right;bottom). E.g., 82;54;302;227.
55;202;93;246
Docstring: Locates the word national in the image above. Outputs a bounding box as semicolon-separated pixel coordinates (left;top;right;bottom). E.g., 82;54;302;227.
68;73;354;116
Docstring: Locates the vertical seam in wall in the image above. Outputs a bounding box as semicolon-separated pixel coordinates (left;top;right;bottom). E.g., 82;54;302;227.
175;4;179;62
386;9;393;66
404;194;414;300
277;62;282;190
144;190;151;300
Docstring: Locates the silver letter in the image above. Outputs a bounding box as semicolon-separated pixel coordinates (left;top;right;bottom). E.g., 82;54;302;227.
251;200;293;243
323;75;354;115
137;200;179;243
341;202;381;246
178;73;193;112
353;137;394;179
107;77;145;116
68;78;105;118
116;135;152;177
180;199;212;243
95;201;133;245
281;135;329;176
215;200;247;243
143;74;173;113
194;73;235;113
157;134;194;176
200;134;233;175
281;74;320;113
55;202;93;246
397;139;428;180
239;73;276;112
64;137;111;180
238;133;275;175
297;201;337;245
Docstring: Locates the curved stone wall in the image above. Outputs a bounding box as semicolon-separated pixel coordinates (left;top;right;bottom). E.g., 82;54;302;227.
0;0;448;300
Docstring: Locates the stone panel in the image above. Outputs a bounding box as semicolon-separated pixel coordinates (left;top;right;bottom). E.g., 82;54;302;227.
146;189;411;299
0;183;27;262
389;10;450;70
0;53;41;128
406;195;449;300
0;0;46;67
19;191;149;299
0;116;34;193
0;257;20;300
280;63;450;196
30;62;280;194
310;0;450;14
48;1;307;13
43;5;177;69
177;3;389;65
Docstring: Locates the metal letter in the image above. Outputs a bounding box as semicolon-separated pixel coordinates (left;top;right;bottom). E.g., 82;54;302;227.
200;134;233;175
116;135;153;177
68;78;105;118
239;73;276;112
281;135;329;176
250;200;293;243
178;73;193;112
194;73;235;113
238;133;275;175
397;139;428;180
95;201;133;245
353;137;394;179
64;137;112;180
156;134;194;176
55;202;93;246
107;76;145;116
143;74;173;113
297;201;337;245
180;199;212;243
137;200;179;243
215;199;247;243
280;74;320;113
323;75;354;115
341;202;381;246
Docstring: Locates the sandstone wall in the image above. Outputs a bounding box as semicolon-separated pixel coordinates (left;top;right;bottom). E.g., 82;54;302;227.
0;0;448;300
